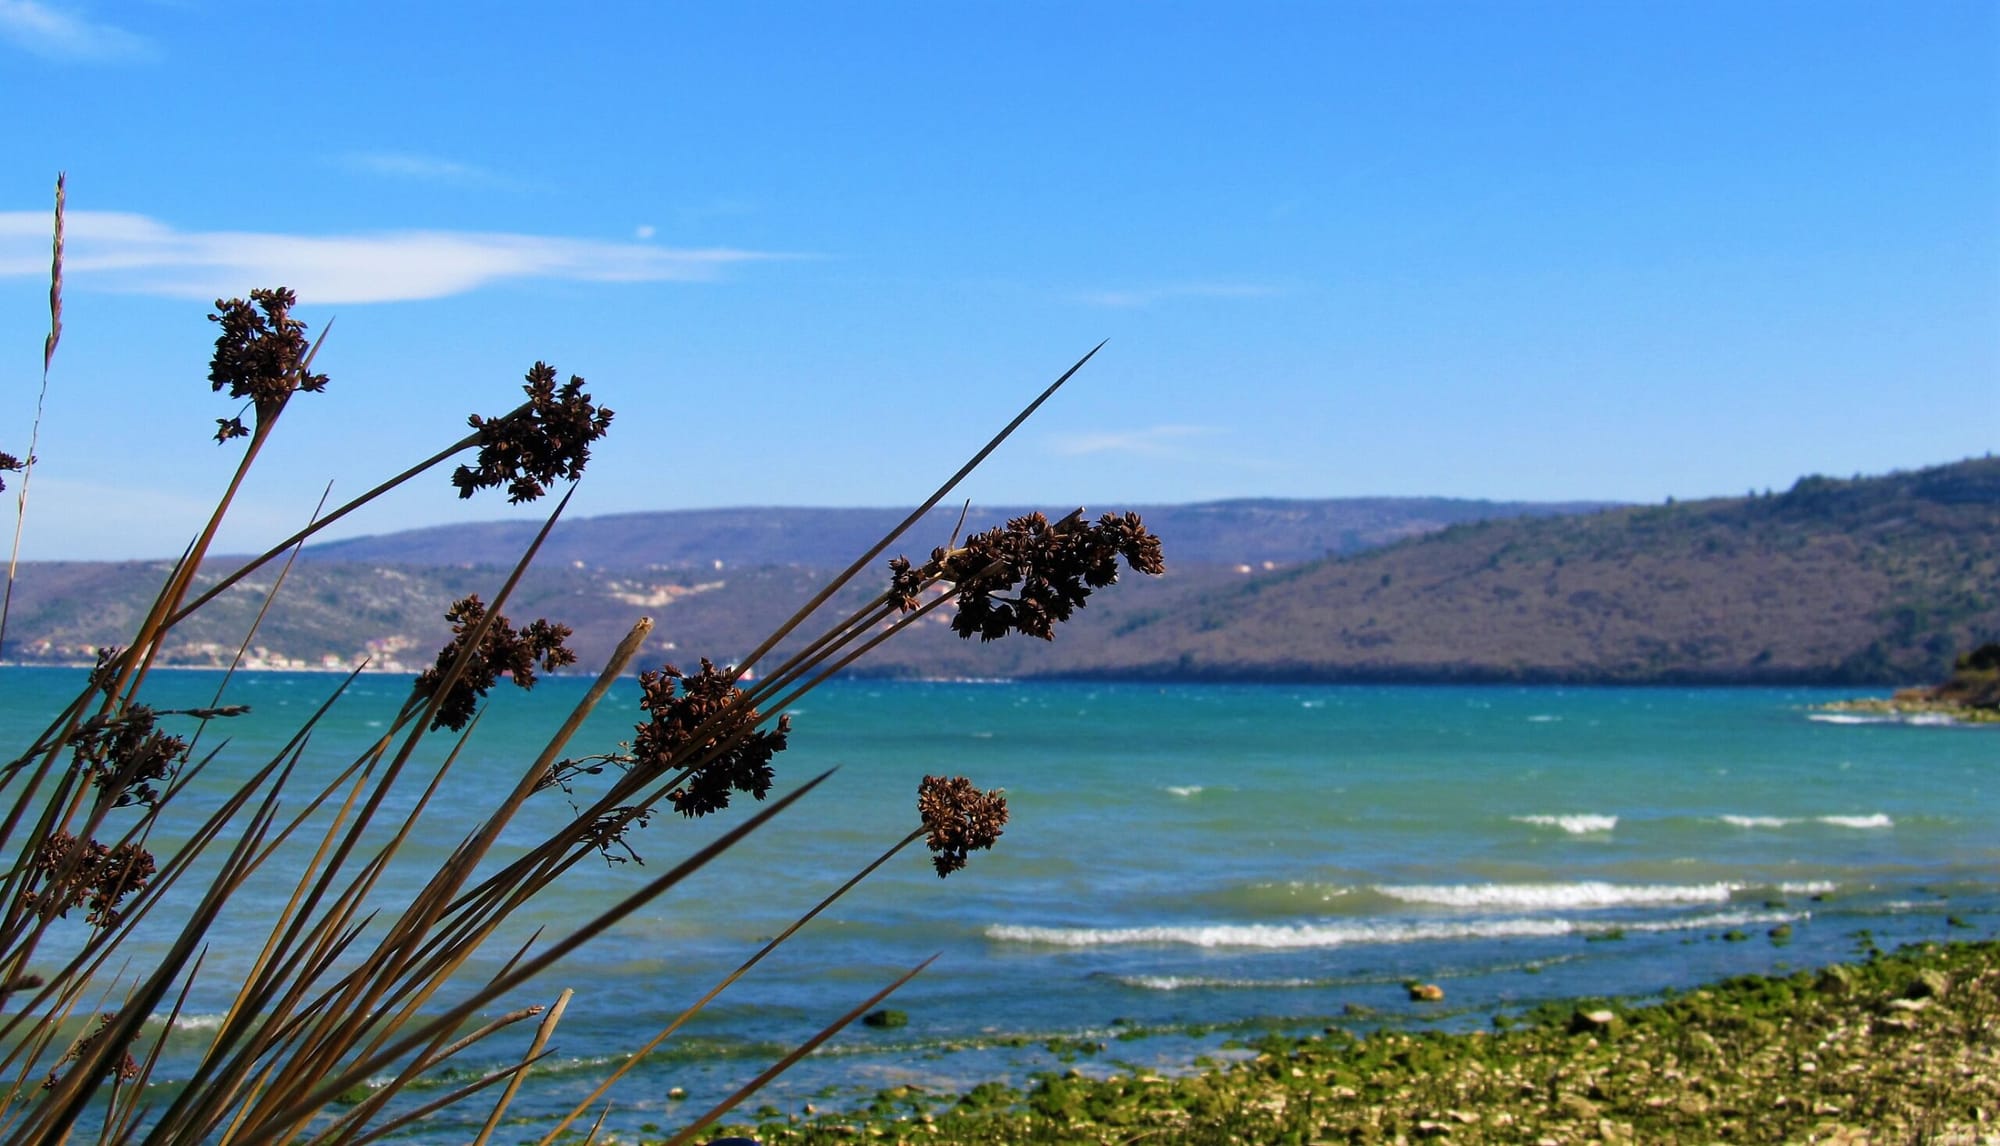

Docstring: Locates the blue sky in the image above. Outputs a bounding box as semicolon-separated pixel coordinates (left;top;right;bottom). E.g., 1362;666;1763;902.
1;1;1995;560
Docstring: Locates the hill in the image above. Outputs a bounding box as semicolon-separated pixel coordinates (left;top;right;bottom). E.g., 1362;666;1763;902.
296;497;1605;569
933;457;1996;684
0;496;1597;674
2;461;1993;685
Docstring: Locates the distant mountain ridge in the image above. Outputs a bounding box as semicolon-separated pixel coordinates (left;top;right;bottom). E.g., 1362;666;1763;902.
3;461;1993;685
297;497;1611;570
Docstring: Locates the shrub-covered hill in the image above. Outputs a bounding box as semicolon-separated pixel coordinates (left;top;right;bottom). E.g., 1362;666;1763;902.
2;459;1991;685
924;456;1997;685
296;497;1604;570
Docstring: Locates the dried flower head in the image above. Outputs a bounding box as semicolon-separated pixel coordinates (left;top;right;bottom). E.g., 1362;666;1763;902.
887;555;924;613
20;833;157;929
635;658;791;818
580;805;654;864
88;646;124;694
452;362;614;503
916;774;1009;877
0;450;21;493
890;509;1165;642
413;595;577;731
208;287;327;442
43;1013;140;1091
70;707;188;809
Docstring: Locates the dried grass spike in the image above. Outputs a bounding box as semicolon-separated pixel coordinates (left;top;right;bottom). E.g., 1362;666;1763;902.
45;172;63;373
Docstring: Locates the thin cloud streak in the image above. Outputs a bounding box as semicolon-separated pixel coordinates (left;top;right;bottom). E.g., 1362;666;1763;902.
337;151;515;188
0;209;788;303
1047;424;1219;458
0;0;150;60
1070;282;1280;308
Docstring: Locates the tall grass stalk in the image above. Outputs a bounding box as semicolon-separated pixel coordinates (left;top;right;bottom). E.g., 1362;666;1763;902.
0;185;1163;1142
0;171;63;661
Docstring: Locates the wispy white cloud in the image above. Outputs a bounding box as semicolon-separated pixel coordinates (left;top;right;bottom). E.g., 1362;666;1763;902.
1047;424;1219;458
336;151;515;188
0;0;150;60
1069;282;1280;308
0;209;787;303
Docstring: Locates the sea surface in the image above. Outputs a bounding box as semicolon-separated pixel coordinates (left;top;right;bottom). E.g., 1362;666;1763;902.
1;668;1993;1140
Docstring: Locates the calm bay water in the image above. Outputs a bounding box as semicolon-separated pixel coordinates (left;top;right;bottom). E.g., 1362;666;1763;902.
2;668;1993;1139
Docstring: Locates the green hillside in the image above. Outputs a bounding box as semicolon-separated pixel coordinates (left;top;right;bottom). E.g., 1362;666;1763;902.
3;460;1992;685
977;457;1999;684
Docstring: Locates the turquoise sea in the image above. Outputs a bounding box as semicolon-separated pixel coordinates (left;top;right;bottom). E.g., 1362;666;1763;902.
2;668;1993;1139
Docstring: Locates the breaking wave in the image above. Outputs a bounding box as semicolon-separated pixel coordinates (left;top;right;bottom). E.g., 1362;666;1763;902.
986;910;1794;950
1511;814;1618;834
1718;814;1892;830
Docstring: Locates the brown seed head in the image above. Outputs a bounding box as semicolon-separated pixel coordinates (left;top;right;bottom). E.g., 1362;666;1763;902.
44;1013;140;1091
71;706;188;809
888;509;1165;642
635;659;791;818
207;287;327;441
20;833;157;929
412;595;576;731
917;774;1009;877
452;362;614;502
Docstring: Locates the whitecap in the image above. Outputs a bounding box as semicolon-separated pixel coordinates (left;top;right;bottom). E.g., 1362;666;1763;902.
987;919;1578;949
1164;785;1203;798
1111;975;1320;991
1526;714;1560;723
1818;814;1893;829
1511;814;1618;834
1720;815;1795;828
986;909;1798;950
1377;881;1733;910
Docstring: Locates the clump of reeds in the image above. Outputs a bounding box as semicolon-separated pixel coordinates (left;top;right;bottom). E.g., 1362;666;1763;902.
0;177;1163;1143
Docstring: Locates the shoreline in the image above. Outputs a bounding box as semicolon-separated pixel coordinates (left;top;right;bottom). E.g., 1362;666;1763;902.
697;939;2000;1145
3;660;1988;695
1817;697;2000;726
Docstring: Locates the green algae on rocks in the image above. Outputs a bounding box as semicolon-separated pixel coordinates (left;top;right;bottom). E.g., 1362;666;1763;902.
700;940;2000;1145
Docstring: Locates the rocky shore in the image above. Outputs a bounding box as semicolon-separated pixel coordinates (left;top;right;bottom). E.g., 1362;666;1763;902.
1819;644;2000;725
696;940;2000;1145
1817;696;2000;725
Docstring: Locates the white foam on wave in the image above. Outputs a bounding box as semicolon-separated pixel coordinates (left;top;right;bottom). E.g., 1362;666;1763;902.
1511;814;1618;834
1526;714;1561;723
986;909;1795;950
1718;813;1893;830
1112;974;1321;991
154;1013;224;1031
1810;712;1963;727
1377;881;1733;910
1819;813;1893;829
989;919;1576;949
1164;785;1203;798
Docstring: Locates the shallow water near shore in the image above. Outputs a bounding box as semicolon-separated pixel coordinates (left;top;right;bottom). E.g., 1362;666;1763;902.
2;670;1993;1139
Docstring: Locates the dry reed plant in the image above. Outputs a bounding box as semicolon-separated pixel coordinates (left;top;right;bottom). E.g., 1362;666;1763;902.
0;180;1163;1143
